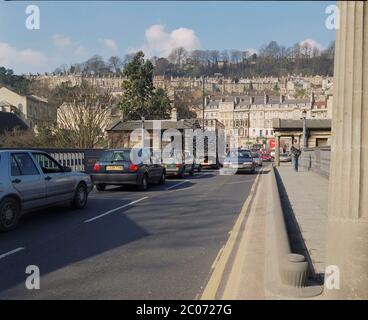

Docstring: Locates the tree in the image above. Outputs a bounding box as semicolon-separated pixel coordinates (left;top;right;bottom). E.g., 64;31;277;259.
84;55;107;75
118;51;171;120
168;47;187;67
55;81;114;148
153;57;171;75
174;89;200;120
108;56;123;73
0;67;30;95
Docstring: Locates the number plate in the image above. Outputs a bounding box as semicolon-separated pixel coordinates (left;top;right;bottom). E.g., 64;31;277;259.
106;165;123;171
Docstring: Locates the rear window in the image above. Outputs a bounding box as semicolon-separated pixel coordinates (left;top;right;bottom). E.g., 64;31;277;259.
99;150;133;162
227;151;251;158
99;149;148;163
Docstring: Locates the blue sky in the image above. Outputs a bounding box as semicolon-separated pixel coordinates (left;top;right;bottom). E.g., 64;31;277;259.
0;1;336;74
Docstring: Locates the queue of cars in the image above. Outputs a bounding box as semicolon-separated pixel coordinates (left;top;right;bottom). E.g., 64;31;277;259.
0;147;265;232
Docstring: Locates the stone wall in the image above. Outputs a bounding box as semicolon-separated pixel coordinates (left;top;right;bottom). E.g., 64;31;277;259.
300;146;331;178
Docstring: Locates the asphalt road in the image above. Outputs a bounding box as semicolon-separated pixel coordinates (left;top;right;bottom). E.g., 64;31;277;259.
0;168;259;299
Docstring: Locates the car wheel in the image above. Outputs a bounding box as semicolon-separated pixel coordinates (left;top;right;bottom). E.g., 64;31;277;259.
178;170;185;179
0;197;21;232
72;183;88;209
158;172;166;185
138;175;148;191
96;184;106;191
189;166;194;176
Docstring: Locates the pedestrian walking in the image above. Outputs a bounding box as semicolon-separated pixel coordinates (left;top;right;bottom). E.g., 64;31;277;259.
289;140;301;172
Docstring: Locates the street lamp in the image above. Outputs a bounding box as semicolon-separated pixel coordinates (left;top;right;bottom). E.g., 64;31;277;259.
141;116;145;148
201;75;205;132
301;109;307;148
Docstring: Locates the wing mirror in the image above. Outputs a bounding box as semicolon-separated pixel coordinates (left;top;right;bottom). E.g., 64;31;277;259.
63;166;72;172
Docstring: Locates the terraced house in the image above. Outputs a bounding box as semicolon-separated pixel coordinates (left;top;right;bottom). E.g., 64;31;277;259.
202;93;332;146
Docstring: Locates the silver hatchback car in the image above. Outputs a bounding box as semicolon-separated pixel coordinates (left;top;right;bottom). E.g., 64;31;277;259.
0;150;93;232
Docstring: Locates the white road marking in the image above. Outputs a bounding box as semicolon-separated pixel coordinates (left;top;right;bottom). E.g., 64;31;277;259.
0;247;25;260
84;197;148;223
224;179;254;185
165;180;190;190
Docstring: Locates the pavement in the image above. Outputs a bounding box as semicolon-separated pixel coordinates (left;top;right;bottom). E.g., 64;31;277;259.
0;168;259;299
276;163;328;281
218;162;329;299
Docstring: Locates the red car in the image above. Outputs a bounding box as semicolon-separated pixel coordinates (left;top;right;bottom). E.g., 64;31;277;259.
261;152;272;162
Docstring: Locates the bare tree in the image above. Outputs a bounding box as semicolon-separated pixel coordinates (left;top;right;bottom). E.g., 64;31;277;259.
108;56;123;73
220;50;229;63
56;82;115;148
230;50;242;64
168;47;188;67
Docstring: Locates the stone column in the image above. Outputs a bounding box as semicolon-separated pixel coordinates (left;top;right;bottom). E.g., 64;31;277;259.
275;134;280;166
325;1;368;299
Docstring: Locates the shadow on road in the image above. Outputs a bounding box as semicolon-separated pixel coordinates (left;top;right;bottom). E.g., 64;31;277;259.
0;198;150;297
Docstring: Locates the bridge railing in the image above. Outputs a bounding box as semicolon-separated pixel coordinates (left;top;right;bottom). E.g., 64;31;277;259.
300;146;331;178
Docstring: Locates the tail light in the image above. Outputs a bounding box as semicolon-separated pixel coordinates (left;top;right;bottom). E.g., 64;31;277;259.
176;164;181;168
129;164;139;172
93;163;101;173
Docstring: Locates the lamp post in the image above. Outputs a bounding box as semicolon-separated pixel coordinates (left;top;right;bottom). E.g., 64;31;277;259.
141;116;145;148
301;109;307;148
201;75;205;132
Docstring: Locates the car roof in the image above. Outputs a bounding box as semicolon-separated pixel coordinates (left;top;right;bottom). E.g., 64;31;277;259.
0;149;45;153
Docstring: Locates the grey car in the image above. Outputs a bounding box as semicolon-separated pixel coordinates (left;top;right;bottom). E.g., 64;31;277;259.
0;150;93;232
90;148;166;191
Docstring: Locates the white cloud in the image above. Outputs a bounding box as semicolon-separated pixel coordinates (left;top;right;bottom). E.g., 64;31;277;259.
299;38;324;51
101;38;118;52
244;48;258;56
132;24;201;57
0;41;49;73
52;34;72;48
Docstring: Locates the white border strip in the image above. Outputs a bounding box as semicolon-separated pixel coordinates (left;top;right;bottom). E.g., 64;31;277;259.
0;247;25;260
84;197;148;223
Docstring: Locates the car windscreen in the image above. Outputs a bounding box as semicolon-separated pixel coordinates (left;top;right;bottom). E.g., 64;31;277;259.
99;150;133;162
227;151;252;159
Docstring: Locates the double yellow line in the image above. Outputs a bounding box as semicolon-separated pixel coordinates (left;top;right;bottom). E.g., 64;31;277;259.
199;168;263;300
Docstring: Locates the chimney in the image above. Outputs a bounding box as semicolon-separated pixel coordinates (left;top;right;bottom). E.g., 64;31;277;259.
171;107;177;121
280;94;286;104
264;93;269;105
249;96;255;104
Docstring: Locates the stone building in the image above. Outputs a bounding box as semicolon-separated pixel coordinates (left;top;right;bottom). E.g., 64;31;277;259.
0;87;56;129
200;93;316;146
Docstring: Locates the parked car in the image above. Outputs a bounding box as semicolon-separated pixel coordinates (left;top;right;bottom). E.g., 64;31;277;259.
260;152;272;162
280;153;292;162
252;152;263;166
223;149;256;174
184;151;202;172
0;150;92;232
91;148;166;191
163;150;194;178
270;149;275;159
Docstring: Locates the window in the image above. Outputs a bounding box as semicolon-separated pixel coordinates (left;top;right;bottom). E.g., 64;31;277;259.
32;153;63;174
11;153;39;176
